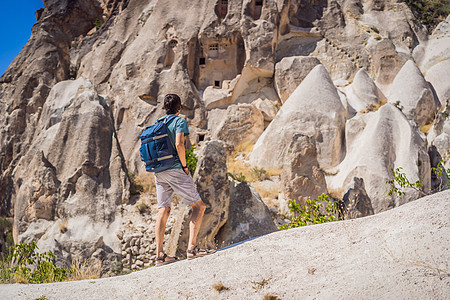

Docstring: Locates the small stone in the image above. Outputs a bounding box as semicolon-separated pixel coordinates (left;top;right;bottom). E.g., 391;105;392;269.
136;260;144;267
130;238;136;247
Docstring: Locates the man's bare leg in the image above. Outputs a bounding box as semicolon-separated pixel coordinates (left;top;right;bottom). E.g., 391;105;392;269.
188;200;206;250
155;206;175;260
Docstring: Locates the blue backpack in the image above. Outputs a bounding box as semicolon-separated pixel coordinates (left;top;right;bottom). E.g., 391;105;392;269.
140;115;178;172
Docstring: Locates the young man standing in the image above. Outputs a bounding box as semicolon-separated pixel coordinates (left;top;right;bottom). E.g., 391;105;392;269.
154;94;215;266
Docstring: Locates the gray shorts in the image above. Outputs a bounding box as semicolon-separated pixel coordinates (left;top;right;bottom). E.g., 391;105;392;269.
154;168;202;208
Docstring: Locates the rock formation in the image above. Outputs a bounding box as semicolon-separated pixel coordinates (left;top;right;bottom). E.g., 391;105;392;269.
326;104;431;212
215;180;277;247
0;0;449;274
251;64;346;170
279;134;327;214
2;190;449;299
388;60;439;127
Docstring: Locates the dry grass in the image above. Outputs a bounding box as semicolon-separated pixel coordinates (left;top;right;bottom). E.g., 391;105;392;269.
328;188;345;200
68;258;102;281
420;122;434;134
251;277;272;290
252;182;279;200
136;202;150;214
264;294;281;300
227;156;281;184
234;141;255;154
134;172;156;194
360;98;387;114
213;282;229;292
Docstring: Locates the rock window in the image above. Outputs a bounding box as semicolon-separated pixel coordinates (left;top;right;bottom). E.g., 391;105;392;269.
214;80;221;88
199;57;206;65
164;40;178;67
209;44;219;58
252;0;263;19
218;0;228;19
168;40;178;48
198;133;205;142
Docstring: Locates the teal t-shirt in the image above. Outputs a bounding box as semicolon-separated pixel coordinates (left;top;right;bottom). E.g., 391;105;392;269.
157;114;189;170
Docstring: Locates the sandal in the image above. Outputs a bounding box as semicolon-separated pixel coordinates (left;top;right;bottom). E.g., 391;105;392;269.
186;246;216;259
156;253;178;266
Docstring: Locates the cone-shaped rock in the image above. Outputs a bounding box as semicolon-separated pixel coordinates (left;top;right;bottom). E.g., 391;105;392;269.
388;60;439;126
327;104;430;213
250;64;346;170
346;69;382;112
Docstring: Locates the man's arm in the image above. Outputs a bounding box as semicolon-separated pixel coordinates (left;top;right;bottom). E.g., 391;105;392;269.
175;132;189;174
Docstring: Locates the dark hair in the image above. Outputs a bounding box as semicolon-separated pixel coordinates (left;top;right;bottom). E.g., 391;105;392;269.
163;94;181;115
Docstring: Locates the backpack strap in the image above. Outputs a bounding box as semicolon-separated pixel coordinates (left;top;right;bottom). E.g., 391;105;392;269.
163;114;177;125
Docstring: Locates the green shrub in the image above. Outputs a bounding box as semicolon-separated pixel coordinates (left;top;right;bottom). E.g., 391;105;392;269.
186;145;198;176
386;166;425;199
279;193;341;230
402;0;450;32
431;160;450;191
0;241;70;284
249;167;269;181
227;172;247;182
93;18;103;29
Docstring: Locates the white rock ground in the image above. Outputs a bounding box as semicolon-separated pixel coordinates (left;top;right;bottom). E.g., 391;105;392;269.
1;191;449;300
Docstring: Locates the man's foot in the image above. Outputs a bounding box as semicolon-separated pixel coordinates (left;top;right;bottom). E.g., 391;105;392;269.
156;253;178;266
186;246;216;260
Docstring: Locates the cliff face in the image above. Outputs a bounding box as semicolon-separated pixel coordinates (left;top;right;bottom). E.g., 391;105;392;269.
0;0;448;273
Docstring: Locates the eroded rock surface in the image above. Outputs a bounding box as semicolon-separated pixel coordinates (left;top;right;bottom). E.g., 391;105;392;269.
0;0;449;274
215;180;276;247
251;64;346;170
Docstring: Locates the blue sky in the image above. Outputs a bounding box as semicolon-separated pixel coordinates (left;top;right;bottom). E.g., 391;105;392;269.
0;1;44;76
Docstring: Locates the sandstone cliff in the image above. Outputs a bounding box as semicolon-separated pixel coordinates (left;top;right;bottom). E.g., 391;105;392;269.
0;0;448;273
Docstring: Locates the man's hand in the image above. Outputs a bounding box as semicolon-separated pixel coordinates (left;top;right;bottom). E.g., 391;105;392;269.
183;166;190;175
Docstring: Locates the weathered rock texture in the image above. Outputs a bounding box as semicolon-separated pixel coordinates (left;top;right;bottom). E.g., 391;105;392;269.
12;78;129;272
251;64;346;170
274;56;320;103
0;0;449;273
167;141;230;253
388;60;439;127
210;104;265;148
343;68;385;113
326;104;431;213
215;180;277;247
2;190;449;299
279;134;327;214
414;14;450;107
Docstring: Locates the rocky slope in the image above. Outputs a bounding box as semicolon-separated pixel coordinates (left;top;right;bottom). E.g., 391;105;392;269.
0;0;449;273
1;190;449;299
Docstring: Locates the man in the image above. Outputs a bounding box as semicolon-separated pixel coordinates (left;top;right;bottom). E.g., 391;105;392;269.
154;94;215;266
